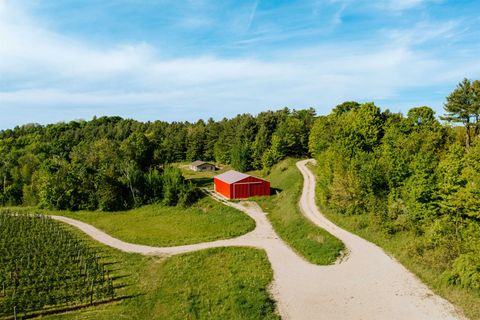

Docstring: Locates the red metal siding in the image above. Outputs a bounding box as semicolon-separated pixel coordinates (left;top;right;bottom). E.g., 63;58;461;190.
232;183;250;198
250;181;270;196
231;177;270;199
214;177;232;199
215;175;270;199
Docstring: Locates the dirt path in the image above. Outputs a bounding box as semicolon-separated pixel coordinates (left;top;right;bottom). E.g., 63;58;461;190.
52;159;464;320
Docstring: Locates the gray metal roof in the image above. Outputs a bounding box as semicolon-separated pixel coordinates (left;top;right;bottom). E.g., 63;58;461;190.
215;170;250;183
190;160;206;167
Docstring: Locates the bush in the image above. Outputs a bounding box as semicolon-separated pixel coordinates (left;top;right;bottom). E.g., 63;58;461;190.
162;166;184;206
178;182;202;207
444;253;480;290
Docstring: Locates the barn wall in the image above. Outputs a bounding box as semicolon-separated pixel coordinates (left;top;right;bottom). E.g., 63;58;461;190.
250;181;270;196
215;175;270;199
233;183;250;198
214;177;231;198
231;177;270;199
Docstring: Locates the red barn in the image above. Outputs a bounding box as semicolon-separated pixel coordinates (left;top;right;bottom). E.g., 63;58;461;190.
214;170;270;199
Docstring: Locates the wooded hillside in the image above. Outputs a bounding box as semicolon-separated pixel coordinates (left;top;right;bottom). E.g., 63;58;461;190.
0;108;315;210
310;78;480;294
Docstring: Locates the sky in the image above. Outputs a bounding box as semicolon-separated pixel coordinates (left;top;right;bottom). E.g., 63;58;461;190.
1;0;480;129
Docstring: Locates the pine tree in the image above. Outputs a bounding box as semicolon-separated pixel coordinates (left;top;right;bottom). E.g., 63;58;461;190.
443;78;476;148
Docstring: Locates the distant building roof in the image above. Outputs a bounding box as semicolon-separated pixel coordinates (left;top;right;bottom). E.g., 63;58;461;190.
190;160;207;167
215;170;251;184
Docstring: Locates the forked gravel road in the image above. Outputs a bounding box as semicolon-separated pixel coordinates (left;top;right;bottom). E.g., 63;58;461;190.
52;159;464;320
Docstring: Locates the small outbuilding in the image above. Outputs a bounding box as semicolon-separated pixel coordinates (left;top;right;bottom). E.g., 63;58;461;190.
214;170;270;199
189;160;216;172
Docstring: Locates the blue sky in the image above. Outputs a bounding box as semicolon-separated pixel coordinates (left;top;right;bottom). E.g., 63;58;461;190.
1;0;480;129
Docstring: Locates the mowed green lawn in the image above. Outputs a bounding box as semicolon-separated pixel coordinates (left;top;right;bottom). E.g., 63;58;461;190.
51;197;255;247
45;226;278;320
254;158;344;265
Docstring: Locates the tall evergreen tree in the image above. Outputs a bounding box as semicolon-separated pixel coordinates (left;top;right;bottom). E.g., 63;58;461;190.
472;80;480;136
443;78;476;148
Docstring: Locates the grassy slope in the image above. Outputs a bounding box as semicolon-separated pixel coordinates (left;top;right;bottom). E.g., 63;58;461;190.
45;226;278;320
44;197;255;247
309;163;480;320
254;158;344;265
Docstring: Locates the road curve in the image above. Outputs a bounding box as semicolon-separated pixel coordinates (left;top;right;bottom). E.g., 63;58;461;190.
295;159;463;320
51;159;464;320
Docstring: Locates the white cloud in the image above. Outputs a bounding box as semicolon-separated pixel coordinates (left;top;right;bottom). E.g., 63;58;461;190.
389;0;425;11
325;0;427;13
385;20;460;46
0;0;478;128
372;0;444;13
246;0;259;31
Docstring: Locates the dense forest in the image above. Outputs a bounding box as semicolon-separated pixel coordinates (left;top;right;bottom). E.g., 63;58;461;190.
0;108;315;210
310;78;480;292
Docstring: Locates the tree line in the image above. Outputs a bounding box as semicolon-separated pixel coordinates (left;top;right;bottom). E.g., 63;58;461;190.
0;108;315;210
310;78;480;292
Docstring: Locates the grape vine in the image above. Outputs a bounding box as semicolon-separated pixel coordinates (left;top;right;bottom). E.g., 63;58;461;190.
0;211;115;318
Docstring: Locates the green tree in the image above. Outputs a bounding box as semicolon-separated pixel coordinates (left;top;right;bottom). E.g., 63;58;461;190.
120;132;153;170
162;166;184;206
160;123;187;163
37;158;78;210
186;120;206;161
262;135;283;169
230;140;251;172
472;80;480;136
334;102;383;157
252;111;279;168
443;78;476;148
332;101;360;116
119;160;144;208
407;106;436;126
309;116;334;157
456;139;480;219
144;168;163;204
203;118;221;161
436;143;466;217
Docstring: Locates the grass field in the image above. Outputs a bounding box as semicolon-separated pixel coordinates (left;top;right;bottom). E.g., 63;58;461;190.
44;226;278;320
309;163;480;320
45;197;255;247
254;158;344;265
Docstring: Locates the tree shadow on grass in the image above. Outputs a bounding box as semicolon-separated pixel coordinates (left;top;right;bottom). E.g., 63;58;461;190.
16;293;144;319
270;187;283;195
110;274;132;281
188;177;213;188
0;258;143;320
7;270;142;320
